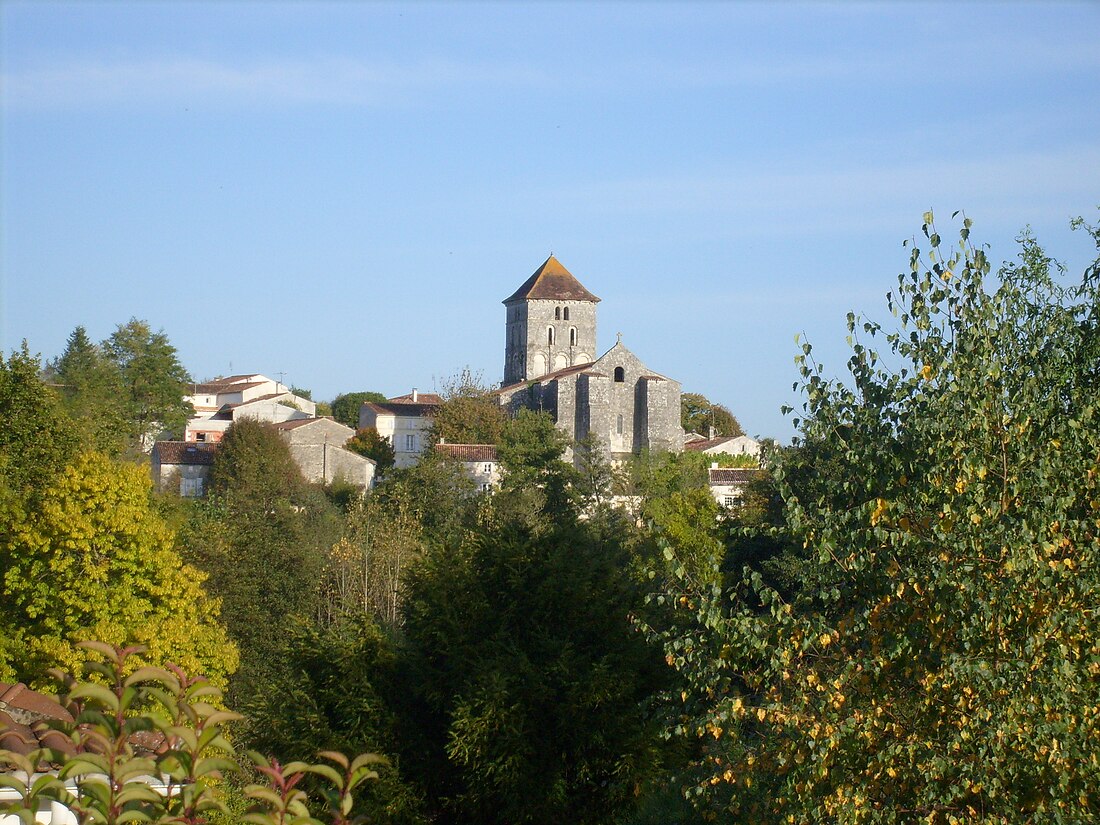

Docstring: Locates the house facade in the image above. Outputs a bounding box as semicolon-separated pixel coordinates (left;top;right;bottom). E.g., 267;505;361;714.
498;256;683;461
150;441;218;497
359;390;443;469
435;442;500;491
708;465;763;508
272;417;375;488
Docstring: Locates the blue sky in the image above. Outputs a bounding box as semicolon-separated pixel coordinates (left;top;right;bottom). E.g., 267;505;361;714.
2;1;1097;440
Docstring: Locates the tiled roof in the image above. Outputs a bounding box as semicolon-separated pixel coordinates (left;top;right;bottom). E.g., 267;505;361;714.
685;436;741;452
388;392;444;405
271;418;316;430
0;682;75;761
496;361;598;394
708;468;762;485
503;255;601;304
362;401;440;418
436;443;498;462
153;441;219;465
0;681;167;768
190;379;266;394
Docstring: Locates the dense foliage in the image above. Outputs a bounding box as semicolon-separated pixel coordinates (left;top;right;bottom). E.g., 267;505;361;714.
0;452;237;689
646;214;1100;823
681;392;743;438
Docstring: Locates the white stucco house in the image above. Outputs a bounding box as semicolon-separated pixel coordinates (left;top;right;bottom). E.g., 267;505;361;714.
183;374;316;443
435;442;500;492
685;434;761;461
359;390;443;469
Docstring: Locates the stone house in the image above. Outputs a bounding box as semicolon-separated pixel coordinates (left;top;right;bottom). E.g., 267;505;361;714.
359;390;442;469
435;442;500;492
150;441;217;497
272;417;375;488
498;255;683;461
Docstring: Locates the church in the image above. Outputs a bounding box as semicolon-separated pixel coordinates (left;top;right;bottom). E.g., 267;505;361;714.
497;255;683;461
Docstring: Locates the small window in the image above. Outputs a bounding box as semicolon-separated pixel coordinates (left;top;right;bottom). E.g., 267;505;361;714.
614;366;625;382
548;326;555;345
563;307;570;320
195;432;206;442
724;495;737;508
569;327;577;346
405;434;416;451
484;463;493;473
555;307;561;320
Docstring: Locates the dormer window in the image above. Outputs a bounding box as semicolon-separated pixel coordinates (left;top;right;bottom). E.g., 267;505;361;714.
548;326;555;345
614;366;625;382
569;327;577;346
563;307;570;321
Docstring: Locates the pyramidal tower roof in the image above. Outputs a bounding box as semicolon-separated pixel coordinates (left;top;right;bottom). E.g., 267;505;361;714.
503;255;601;304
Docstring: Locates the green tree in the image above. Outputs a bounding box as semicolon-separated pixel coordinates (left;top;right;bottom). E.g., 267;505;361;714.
332;391;388;429
0;452;238;689
680;392;743;438
243;617;427;824
0;343;80;496
428;369;506;446
103;318;193;448
345;427;397;473
51;326;129;455
648;214;1100;822
185;419;339;700
493;409;578;525
400;518;668;825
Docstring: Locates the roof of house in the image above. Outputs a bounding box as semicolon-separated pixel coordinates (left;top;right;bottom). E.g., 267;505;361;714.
153;441;219;466
362;401;441;418
503;255;601;304
190;378;267;395
436;443;498;462
388;391;444;405
0;681;167;767
708;468;762;486
497;361;598;394
0;681;75;761
685;435;754;452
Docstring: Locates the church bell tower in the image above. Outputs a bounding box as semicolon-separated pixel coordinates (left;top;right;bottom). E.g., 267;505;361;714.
502;255;601;385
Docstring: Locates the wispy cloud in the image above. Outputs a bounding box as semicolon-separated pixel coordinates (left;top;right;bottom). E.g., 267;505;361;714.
526;145;1100;233
1;56;553;109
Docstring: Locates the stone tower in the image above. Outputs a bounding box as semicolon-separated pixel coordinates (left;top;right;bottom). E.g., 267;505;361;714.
502;255;601;385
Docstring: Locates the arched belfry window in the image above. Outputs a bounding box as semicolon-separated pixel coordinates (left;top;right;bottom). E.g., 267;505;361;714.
614;366;625;382
569;327;577;346
548;326;555;346
563;307;570;321
555;307;561;320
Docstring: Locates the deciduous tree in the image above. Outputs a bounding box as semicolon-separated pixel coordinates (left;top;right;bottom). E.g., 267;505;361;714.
680;392;743;438
332;391;388;429
103;318;193;448
0;452;237;689
647;214;1100;822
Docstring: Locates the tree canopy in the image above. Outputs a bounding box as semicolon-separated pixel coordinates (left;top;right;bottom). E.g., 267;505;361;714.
428;369;506;447
647;213;1100;822
103;318;193;448
0;452;237;688
332;391;388;429
681;392;743;438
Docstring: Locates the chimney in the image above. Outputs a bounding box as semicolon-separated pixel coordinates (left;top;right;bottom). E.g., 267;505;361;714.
708;425;716;439
412;388;418;403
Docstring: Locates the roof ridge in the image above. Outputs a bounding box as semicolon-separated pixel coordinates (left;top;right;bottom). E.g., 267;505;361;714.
502;255;601;304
